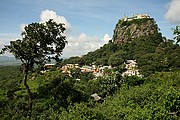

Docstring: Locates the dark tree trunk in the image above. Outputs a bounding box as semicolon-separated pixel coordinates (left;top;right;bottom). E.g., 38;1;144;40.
23;67;33;120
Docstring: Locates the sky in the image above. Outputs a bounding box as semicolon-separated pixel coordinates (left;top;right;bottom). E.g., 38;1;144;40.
0;0;180;58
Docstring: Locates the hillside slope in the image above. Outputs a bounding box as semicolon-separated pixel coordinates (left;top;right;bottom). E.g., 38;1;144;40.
63;15;180;76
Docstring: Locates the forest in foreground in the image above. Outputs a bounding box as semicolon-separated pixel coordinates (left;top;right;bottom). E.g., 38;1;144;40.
0;66;179;119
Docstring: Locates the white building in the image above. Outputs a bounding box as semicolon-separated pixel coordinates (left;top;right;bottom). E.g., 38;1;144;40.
122;60;143;77
124;14;150;21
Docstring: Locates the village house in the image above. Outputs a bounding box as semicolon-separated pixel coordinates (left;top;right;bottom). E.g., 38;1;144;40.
40;63;55;73
80;65;92;72
61;64;79;73
122;60;143;77
43;64;55;70
60;64;80;77
60;63;113;78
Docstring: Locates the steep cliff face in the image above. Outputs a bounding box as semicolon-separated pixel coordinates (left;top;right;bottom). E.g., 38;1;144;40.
113;17;160;45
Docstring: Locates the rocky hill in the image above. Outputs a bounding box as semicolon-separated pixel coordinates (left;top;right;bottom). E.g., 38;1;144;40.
63;14;180;77
113;14;160;45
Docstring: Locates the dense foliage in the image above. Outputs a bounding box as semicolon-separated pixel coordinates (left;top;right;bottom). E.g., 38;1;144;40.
0;66;179;119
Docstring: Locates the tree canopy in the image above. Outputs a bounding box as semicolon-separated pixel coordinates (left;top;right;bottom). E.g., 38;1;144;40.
0;19;67;119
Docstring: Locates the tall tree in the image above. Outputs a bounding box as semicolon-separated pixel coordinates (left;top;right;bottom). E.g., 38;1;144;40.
0;19;67;119
173;26;180;44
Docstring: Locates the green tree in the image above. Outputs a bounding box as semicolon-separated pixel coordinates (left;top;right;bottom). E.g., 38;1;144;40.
95;58;108;66
108;50;127;66
173;26;180;44
0;19;67;119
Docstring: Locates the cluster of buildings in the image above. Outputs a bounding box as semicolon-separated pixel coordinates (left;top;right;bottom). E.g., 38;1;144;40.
122;60;143;77
123;14;150;22
60;60;143;78
61;64;112;77
42;59;143;78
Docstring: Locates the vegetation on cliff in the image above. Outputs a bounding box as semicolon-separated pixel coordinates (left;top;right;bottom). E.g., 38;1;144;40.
0;19;67;119
113;18;161;45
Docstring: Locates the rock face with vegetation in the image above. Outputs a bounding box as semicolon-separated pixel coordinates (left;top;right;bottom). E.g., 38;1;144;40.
113;17;160;45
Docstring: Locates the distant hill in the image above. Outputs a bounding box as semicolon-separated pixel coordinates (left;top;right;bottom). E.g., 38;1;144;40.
0;56;21;66
0;56;65;66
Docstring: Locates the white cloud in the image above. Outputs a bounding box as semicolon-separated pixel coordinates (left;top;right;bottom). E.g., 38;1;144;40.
0;40;13;56
103;34;111;43
62;33;110;57
20;10;72;34
40;9;71;33
165;0;180;23
0;33;20;46
78;33;87;42
19;23;27;32
0;37;20;51
18;9;111;58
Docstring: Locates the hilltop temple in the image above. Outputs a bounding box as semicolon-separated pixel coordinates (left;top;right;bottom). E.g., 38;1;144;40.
123;14;150;21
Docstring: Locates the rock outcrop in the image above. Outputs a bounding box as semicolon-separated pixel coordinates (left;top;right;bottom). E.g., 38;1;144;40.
113;15;160;45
